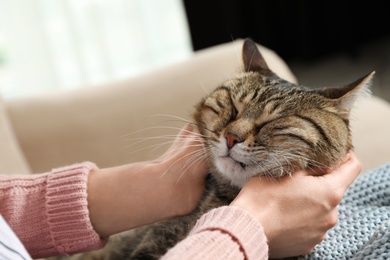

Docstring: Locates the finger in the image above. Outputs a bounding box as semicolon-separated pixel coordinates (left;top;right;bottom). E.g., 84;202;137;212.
156;124;192;161
324;151;361;191
176;123;191;138
178;123;199;137
341;152;352;163
318;152;353;175
173;124;196;145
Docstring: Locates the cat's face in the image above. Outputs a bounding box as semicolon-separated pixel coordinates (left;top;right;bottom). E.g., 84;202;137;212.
193;39;373;187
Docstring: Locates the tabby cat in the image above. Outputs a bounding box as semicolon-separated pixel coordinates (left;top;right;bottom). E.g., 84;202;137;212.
55;39;374;259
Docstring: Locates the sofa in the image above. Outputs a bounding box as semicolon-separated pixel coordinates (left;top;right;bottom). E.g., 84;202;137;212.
1;39;390;176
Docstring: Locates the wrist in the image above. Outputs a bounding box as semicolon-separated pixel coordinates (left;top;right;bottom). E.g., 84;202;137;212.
88;160;203;238
230;179;275;242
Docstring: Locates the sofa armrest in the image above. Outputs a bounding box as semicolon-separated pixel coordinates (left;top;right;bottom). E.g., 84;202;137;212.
351;95;390;172
0;96;30;174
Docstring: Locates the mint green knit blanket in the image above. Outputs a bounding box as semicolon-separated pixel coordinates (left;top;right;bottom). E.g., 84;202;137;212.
304;163;390;259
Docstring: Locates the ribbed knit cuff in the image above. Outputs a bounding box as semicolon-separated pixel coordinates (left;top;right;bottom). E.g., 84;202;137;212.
190;206;269;260
45;162;107;256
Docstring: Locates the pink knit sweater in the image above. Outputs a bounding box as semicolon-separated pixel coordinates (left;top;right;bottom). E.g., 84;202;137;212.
0;163;268;259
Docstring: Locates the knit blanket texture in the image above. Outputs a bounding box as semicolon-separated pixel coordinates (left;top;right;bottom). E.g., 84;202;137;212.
303;163;390;259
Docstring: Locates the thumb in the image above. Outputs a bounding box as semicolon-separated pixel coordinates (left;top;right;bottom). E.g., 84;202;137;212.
323;151;361;193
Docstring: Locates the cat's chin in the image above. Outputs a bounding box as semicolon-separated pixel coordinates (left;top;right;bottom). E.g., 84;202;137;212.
214;156;253;188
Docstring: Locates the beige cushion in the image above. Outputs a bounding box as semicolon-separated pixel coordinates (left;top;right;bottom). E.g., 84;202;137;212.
0;96;30;174
351;95;390;172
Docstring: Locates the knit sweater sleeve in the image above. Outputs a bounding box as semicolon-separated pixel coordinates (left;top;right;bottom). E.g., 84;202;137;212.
0;162;107;258
162;206;269;260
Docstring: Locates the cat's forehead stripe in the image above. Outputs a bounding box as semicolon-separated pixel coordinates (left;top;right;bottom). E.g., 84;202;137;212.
254;102;280;124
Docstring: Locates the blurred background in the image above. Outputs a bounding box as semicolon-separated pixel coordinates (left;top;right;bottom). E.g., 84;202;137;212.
0;0;192;98
0;0;389;101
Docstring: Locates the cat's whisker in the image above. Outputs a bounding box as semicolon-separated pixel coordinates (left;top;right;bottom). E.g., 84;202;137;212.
267;154;285;175
221;71;238;90
161;143;208;159
125;130;206;154
175;150;212;186
279;154;294;167
195;124;217;135
247;158;277;182
125;140;176;157
121;125;184;139
273;150;332;171
147;116;211;134
177;128;207;138
122;125;207;153
123;133;188;151
149;140;186;154
121;124;208;141
148;114;192;123
290;152;331;170
159;146;210;179
158;134;206;154
150;120;212;137
122;134;177;144
249;144;335;178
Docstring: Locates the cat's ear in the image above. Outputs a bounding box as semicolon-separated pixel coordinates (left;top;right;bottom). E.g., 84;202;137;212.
242;38;273;76
318;71;375;114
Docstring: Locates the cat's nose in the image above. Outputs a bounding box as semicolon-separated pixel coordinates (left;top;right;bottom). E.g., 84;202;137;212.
225;132;243;149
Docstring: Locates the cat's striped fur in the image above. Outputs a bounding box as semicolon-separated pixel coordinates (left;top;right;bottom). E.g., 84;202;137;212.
51;39;374;259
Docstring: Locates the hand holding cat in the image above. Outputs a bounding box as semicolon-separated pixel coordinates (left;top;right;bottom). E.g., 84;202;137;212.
153;123;209;215
231;152;361;258
87;124;208;238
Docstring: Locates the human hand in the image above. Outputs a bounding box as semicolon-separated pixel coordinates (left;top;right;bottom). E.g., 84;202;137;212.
154;124;209;215
230;152;361;258
88;124;208;237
